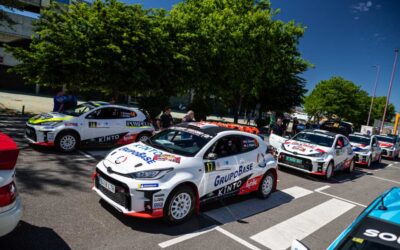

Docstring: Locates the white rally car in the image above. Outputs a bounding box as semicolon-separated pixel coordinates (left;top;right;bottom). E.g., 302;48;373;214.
376;134;400;160
348;133;382;167
92;122;277;223
25;101;154;152
277;129;355;180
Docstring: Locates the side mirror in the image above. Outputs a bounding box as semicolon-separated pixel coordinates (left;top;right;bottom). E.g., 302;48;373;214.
291;240;310;250
206;153;218;160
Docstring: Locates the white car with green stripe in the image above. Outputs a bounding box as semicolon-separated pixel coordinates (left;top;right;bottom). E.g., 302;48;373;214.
25;101;154;152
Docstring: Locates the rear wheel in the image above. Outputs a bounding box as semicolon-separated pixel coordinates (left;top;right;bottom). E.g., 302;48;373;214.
346;159;355;173
164;186;195;224
136;132;151;142
56;131;79;152
257;171;275;198
366;156;372;168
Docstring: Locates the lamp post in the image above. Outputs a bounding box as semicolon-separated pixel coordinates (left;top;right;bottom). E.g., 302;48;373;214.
367;65;380;126
380;49;399;133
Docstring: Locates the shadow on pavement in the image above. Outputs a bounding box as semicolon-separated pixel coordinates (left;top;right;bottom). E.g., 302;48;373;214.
0;221;71;250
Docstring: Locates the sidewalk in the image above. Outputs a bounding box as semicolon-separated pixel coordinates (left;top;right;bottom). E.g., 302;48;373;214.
0;90;253;124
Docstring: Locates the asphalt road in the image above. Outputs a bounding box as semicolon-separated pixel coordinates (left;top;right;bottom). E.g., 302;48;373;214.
1;113;400;250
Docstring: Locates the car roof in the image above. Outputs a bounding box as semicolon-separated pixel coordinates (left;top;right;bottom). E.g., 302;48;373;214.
175;122;232;136
301;129;338;138
349;133;371;138
367;187;400;224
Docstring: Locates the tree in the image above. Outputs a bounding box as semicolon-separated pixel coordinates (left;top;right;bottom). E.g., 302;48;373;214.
303;76;395;128
170;0;310;122
370;96;396;122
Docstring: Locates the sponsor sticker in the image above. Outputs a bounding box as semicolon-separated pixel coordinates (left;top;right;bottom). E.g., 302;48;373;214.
119;147;156;164
126;121;152;128
214;163;253;187
153;154;181;164
204;161;216;173
138;183;159;188
89;122;97;128
153;202;164;209
115;156;128;164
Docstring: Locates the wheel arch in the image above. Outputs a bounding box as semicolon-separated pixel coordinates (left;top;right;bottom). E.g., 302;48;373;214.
55;128;81;142
167;181;200;214
265;168;278;192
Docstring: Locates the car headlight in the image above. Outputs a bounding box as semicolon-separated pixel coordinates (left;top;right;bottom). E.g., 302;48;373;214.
39;121;62;127
130;168;173;180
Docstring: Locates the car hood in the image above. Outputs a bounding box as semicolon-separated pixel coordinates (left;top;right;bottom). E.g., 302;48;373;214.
378;141;394;148
282;140;330;155
103;142;185;174
350;142;370;152
28;112;74;125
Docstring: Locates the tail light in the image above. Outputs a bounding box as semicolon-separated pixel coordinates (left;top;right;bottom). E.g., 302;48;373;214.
0;181;17;207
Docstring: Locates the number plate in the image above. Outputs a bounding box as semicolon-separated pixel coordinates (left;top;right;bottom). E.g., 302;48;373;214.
286;156;303;164
99;176;115;193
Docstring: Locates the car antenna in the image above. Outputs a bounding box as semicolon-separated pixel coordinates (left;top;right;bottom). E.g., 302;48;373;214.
378;188;393;211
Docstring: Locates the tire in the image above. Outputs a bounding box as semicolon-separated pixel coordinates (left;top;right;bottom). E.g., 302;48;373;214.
136;132;151;142
325;162;334;180
346;159;355;173
378;154;382;163
55;131;79;152
257;171;275;199
164;186;195;224
366;156;372;168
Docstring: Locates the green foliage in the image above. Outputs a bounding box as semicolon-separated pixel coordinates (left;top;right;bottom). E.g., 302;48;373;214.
370;96;396;122
304;76;396;128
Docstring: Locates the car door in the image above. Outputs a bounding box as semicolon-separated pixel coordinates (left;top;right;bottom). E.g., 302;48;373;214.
83;107;125;144
370;137;379;161
333;136;346;169
200;135;243;202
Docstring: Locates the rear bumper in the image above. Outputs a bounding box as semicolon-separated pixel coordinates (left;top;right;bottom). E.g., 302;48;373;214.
0;197;22;237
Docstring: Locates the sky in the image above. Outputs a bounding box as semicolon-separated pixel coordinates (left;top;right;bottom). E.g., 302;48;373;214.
122;0;400;111
3;0;400;111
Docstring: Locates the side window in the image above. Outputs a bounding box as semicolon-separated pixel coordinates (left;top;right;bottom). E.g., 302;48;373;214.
372;138;377;146
208;136;242;158
336;137;344;148
119;109;137;118
86;108;120;119
241;136;259;152
343;137;349;147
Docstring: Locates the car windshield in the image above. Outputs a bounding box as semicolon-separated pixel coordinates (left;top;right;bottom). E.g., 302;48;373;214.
349;135;370;145
292;132;334;147
376;136;396;143
143;128;212;157
63;103;94;117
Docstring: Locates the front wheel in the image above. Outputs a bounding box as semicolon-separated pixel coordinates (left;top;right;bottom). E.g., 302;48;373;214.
346;159;355;173
56;131;79;152
366;156;372;168
164;186;195;224
257;171;275;199
325;162;334;180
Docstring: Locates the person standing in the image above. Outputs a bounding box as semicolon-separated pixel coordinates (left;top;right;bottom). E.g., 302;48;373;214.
159;107;173;130
292;117;299;135
246;114;251;125
53;90;65;112
270;118;286;137
182;110;195;123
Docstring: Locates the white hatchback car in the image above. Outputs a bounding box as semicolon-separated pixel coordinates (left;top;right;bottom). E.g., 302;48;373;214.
26;101;154;152
348;133;382;167
0;132;22;237
92;122;277;223
277;129;355;180
376;134;400;160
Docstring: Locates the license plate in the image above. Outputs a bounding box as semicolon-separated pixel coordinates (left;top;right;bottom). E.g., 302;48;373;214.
99;176;115;193
286;156;303;164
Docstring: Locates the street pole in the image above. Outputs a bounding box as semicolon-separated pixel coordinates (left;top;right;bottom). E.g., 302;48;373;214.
380;49;399;133
367;65;380;126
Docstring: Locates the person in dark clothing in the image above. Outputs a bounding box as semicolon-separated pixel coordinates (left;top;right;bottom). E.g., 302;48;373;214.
62;94;78;112
271;118;286;137
159;107;173;130
292;117;299;135
53;90;65;112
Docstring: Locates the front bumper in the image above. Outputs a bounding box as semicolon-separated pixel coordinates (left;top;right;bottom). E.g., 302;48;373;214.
25;124;56;146
381;148;396;158
354;153;370;165
92;167;166;219
277;151;328;176
0;197;23;237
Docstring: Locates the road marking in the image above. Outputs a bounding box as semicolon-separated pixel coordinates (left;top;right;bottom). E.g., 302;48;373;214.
158;226;216;248
250;198;355;250
204;186;313;224
367;175;400;185
215;227;262;250
77;150;96;160
314;186;366;207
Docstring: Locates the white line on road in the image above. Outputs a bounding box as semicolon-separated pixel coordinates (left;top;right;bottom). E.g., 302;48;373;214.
77;150;96;160
314;186;366;207
367;175;400;185
158;226;216;248
215;227;262;250
250;198;355;250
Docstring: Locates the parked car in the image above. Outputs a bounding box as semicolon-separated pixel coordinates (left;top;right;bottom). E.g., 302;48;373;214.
319;120;353;137
92;122;277;224
0;132;22;237
376;134;400;160
348;133;382;167
277;129;355;180
25;101;154;152
292;187;400;250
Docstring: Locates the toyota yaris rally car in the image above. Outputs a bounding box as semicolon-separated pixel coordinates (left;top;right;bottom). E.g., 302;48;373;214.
277;129;355;180
348;133;382;167
376;134;400;160
25;101;154;152
92;122;277;223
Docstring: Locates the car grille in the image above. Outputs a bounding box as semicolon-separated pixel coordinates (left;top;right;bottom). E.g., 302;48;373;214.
354;154;359;161
381;150;388;156
95;168;131;210
279;153;313;171
25;126;37;141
